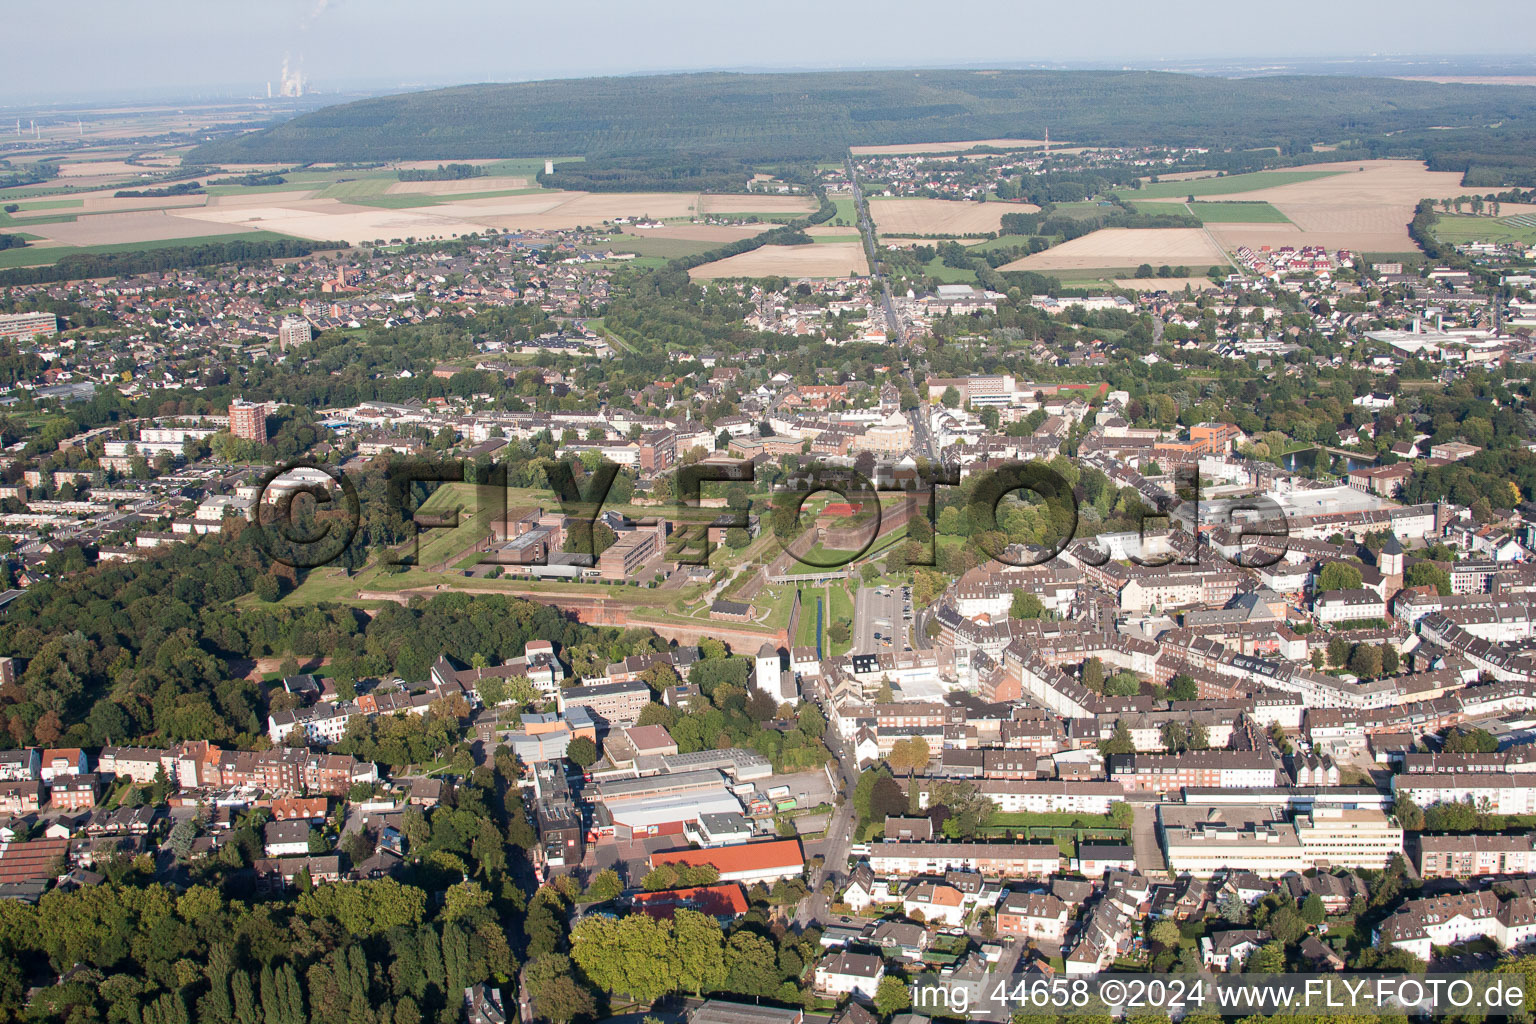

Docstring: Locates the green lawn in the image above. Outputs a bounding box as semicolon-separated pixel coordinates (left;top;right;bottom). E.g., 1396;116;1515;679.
1178;200;1292;223
0;229;299;268
828;583;854;656
792;588;823;649
1124;168;1345;200
1431;213;1536;246
921;255;978;283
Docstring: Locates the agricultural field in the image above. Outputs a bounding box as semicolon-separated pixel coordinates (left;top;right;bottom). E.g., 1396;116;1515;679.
1126;168;1347;199
1182;201;1292;223
1114;276;1220;291
1430;213;1536;246
698;194;818;215
1141;159;1468;253
999;227;1225;272
869;197;1036;237
688;242;869;280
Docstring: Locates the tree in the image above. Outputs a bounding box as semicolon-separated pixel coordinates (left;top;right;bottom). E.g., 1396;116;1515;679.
1150;920;1181;951
1010;591;1046;620
1081;657;1104;691
584;868;622;904
1327;636;1350;666
1217;890;1249;924
875;976;912;1018
1315;561;1363;593
887;736;931;776
1160;721;1189;754
1247;940;1286;974
1348;643;1382;678
1392;795;1424;831
1167;674;1198;702
1444;727;1498;753
1099;720;1134;756
1381;644;1400;675
1109;802;1133;830
1301;893;1326;926
565;736;598;768
1266;904;1306;946
941;386;961;409
1404;562;1452;596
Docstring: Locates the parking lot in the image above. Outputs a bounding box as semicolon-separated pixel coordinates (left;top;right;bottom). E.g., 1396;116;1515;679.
853;584;911;654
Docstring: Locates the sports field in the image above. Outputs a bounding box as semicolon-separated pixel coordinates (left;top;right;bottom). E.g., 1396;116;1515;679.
1430;213;1536;246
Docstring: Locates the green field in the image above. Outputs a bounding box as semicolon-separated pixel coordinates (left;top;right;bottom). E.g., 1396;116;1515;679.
812;233;862;244
1431;213;1536;246
0;211;79;228
921;255;979;283
316;177;397;201
968;233;1034;251
830;197;860;227
351;187;549;210
586;235;724;260
1050;200;1123;220
0;230;301;269
1178;200;1291;223
1123;168;1345;199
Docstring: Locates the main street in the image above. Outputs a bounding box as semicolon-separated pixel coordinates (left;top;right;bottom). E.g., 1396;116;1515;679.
794;720;861;929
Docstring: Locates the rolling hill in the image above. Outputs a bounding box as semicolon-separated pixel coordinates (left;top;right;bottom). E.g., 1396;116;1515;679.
188;69;1536;183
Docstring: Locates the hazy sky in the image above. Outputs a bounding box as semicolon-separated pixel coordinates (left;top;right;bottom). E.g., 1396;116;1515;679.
7;0;1536;104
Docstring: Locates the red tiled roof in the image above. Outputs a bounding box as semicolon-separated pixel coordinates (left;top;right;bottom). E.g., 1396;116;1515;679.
632;883;748;919
650;839;804;875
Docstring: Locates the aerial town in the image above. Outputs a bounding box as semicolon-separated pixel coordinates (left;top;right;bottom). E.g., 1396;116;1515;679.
4;7;1536;1024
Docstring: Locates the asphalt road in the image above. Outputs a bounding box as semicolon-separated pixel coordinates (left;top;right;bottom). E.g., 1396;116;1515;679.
795;722;861;929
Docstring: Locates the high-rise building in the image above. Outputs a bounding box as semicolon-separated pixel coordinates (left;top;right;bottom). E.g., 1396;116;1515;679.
229;399;268;444
278;316;312;350
0;311;58;342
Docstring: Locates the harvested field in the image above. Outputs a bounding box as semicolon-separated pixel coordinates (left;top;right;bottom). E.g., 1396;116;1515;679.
32;210;258;246
870;198;1037;237
621;224;763;243
77;194;210;213
207;190;321;207
174;199;488;244
851;138;1051;155
698;194;818;214
385;175;530;195
689;242;868;280
174;190;710;243
1155;160;1467;252
56;161;156;178
999;228;1224;271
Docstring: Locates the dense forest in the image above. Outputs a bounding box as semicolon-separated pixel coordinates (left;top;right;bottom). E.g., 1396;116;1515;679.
188;70;1536;187
0;238;344;288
